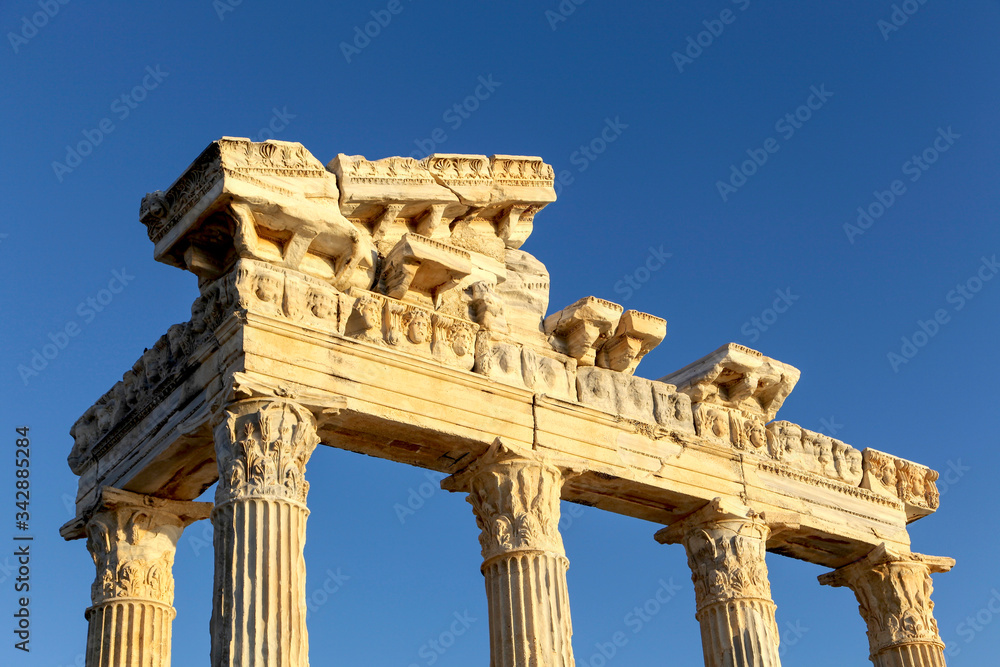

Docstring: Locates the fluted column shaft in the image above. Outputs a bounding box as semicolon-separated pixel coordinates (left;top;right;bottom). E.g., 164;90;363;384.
656;498;782;667
819;544;955;667
443;440;576;667
84;487;211;667
210;398;321;667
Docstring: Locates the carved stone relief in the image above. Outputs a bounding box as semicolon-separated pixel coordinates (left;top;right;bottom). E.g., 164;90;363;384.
343;288;480;371
213;399;321;507
577;367;695;434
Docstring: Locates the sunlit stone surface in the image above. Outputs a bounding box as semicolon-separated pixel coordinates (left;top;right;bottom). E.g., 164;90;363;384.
61;139;953;666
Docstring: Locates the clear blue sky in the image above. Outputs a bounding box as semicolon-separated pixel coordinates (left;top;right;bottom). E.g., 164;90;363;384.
2;1;999;664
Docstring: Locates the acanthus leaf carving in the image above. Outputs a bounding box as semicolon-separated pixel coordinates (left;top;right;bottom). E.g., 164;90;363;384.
213;399;321;507
819;544;954;659
443;440;568;565
656;499;774;611
83;488;210;610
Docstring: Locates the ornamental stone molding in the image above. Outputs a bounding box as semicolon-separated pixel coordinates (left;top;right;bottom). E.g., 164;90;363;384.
820;544;955;667
61;138;955;666
443;440;577;667
212;398;322;508
61;487;211;667
657;498;782;667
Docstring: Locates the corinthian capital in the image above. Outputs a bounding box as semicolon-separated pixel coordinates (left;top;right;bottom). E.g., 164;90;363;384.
213;398;322;507
443;440;572;564
656;498;773;610
84;487;211;609
819;544;955;656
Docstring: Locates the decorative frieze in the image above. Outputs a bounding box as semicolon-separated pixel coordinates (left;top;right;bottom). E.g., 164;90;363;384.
343;288;480;371
474;338;577;401
862;449;941;520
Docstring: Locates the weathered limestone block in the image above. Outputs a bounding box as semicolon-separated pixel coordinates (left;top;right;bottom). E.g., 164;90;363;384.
67;487;211;667
495;248;550;342
596;310;667;375
329;153;555;251
819;544;954;667
343;288;480;371
210;398;322;667
67;271;246;474
862;449;941;521
443;441;576;667
576;367;695;434
651;380;696;434
231;258;351;333
660;343;800;422
762;421;865;485
656;498;783;667
140;138;377;291
545;296;624;366
474;339;577;401
381;233;474;305
469;280;509;335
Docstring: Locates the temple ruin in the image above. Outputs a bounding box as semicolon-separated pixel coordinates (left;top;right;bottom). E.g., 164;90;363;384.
61;138;954;667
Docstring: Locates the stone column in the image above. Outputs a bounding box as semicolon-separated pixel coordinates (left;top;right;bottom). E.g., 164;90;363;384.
655;498;782;667
210;398;321;667
819;544;955;667
83;487;212;667
443;440;576;667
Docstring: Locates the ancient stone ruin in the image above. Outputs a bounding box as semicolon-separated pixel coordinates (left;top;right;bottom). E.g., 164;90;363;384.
62;138;954;667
